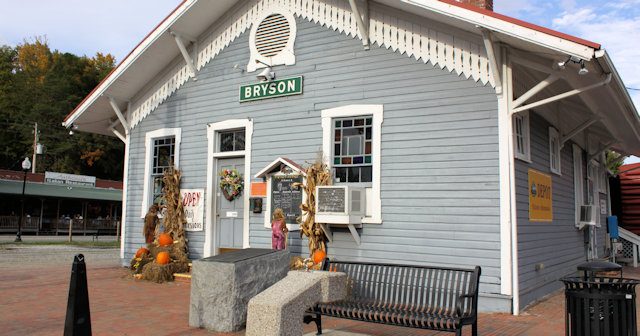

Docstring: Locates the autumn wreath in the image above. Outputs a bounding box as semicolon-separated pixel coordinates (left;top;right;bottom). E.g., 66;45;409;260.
219;168;244;201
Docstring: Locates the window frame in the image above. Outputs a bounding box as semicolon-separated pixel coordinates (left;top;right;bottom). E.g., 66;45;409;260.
513;111;531;162
141;128;181;218
549;127;561;175
322;105;383;224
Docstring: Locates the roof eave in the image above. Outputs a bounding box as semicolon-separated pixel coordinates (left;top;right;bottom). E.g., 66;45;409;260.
62;0;194;129
401;0;598;59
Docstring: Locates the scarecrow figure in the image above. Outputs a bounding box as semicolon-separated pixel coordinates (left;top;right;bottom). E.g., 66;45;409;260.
143;204;159;244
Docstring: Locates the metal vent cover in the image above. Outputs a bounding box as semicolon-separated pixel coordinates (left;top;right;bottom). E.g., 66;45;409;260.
255;13;290;57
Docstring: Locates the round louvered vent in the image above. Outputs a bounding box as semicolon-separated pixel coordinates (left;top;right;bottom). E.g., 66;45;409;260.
255;14;290;57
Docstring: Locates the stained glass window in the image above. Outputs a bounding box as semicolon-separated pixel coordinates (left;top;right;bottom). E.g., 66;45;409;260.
333;116;373;183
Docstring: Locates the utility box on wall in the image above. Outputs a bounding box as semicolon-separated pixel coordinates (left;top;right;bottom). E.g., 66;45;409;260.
315;186;365;224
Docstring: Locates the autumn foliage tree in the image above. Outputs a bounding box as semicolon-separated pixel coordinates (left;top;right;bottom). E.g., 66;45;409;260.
0;37;123;180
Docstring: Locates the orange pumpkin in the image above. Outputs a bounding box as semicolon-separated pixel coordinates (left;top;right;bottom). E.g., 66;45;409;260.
158;233;173;247
312;250;327;265
156;251;170;265
135;247;149;258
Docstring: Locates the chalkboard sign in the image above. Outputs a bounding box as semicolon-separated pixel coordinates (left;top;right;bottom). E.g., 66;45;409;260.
317;187;346;213
271;174;303;224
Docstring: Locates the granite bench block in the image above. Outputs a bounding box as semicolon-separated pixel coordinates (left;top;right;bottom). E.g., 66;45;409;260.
189;249;289;332
245;270;347;336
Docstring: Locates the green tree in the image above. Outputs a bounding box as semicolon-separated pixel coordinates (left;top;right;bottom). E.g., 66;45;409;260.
0;38;123;180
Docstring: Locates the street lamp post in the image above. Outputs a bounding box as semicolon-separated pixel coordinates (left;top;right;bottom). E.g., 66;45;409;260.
15;157;31;242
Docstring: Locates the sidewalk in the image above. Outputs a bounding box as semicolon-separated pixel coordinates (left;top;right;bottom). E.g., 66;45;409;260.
1;244;638;335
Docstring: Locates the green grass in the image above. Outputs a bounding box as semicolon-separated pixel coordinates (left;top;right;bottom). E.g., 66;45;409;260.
0;240;120;248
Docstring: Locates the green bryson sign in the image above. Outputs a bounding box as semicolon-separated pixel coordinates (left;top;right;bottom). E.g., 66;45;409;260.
239;76;303;102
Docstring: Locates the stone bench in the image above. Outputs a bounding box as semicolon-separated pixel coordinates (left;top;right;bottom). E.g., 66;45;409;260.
245;270;347;336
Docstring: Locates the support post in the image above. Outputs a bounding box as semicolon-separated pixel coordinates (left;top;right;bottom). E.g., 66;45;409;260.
32;122;38;173
110;127;126;143
560;117;599;148
481;29;502;94
348;0;370;50
170;31;198;79
634;244;638;268
511;74;612;114
107;97;130;132
511;74;559;109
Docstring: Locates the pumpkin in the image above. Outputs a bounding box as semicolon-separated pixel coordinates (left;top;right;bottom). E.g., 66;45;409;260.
135;247;149;258
156;251;171;265
158;233;173;247
312;250;327;265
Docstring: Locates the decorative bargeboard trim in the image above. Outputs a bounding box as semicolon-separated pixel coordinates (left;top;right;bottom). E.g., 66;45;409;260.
129;0;494;129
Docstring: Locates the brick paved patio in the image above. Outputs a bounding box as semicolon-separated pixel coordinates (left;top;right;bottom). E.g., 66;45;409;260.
1;246;639;335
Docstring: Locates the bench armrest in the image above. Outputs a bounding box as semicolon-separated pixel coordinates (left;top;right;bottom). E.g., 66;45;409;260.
455;293;476;317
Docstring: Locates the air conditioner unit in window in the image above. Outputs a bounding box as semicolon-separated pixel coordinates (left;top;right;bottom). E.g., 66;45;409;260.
576;205;595;229
315;186;365;224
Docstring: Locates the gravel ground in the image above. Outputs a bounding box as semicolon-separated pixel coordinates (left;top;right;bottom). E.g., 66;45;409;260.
0;240;120;268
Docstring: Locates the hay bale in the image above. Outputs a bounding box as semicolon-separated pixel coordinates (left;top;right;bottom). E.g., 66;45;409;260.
141;261;191;283
130;256;154;274
142;262;174;283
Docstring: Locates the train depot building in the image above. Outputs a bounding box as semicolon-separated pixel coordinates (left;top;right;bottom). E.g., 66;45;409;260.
64;0;640;313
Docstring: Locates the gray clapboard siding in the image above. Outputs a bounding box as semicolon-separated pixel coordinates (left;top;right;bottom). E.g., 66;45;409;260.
515;112;608;309
122;16;503;303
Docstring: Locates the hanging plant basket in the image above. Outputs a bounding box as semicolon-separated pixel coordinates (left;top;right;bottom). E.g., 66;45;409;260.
219;168;244;201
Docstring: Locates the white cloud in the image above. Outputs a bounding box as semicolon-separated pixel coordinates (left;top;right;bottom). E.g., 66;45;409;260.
551;9;597;27
552;7;640;109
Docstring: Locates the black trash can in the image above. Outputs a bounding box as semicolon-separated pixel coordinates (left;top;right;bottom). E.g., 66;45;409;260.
562;276;639;336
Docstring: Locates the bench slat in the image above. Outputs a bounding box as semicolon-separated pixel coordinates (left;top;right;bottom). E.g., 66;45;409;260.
311;260;480;335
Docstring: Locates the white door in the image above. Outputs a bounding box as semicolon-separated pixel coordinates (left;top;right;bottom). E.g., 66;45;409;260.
215;157;245;250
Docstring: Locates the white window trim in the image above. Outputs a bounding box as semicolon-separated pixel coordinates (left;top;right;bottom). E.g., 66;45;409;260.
141;128;181;218
513;111;531;162
589;160;601;227
322;105;383;224
204;119;253;257
247;8;297;72
549;127;561;175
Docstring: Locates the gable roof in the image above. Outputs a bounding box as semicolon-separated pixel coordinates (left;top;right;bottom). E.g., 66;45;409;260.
63;0;639;155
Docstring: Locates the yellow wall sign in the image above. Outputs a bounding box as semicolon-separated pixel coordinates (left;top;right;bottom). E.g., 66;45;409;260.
528;169;553;222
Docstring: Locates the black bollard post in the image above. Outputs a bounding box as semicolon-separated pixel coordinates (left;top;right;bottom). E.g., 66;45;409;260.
64;254;92;336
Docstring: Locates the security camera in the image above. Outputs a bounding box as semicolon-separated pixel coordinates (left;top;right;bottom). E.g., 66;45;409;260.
256;67;275;82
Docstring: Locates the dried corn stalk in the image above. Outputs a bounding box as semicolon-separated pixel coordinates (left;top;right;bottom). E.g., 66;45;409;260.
297;152;332;257
162;167;189;262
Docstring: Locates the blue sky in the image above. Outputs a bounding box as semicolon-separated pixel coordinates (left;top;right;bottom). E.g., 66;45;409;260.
1;0;639;162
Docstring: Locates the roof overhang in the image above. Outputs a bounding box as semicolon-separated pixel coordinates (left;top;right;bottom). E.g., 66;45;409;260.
62;0;238;136
65;0;639;155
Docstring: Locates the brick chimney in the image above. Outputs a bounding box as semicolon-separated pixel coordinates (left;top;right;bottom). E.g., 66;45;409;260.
456;0;493;11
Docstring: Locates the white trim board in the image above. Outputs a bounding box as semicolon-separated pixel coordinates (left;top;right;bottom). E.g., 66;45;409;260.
205;119;253;257
140;128;182;218
120;134;131;259
321;104;383;225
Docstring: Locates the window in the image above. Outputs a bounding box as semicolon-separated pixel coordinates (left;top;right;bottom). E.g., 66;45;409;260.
151;137;176;205
599;165;608;193
219;130;245;152
549;127;561;175
322;105;383;224
513;112;530;161
333;116;373;183
141;128;181;217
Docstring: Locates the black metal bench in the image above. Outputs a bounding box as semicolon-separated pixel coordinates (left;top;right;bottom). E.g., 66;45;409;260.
304;260;481;336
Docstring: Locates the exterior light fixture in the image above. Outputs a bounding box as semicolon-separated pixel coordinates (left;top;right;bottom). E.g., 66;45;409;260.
256;67;275;82
578;61;589;76
255;59;275;82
